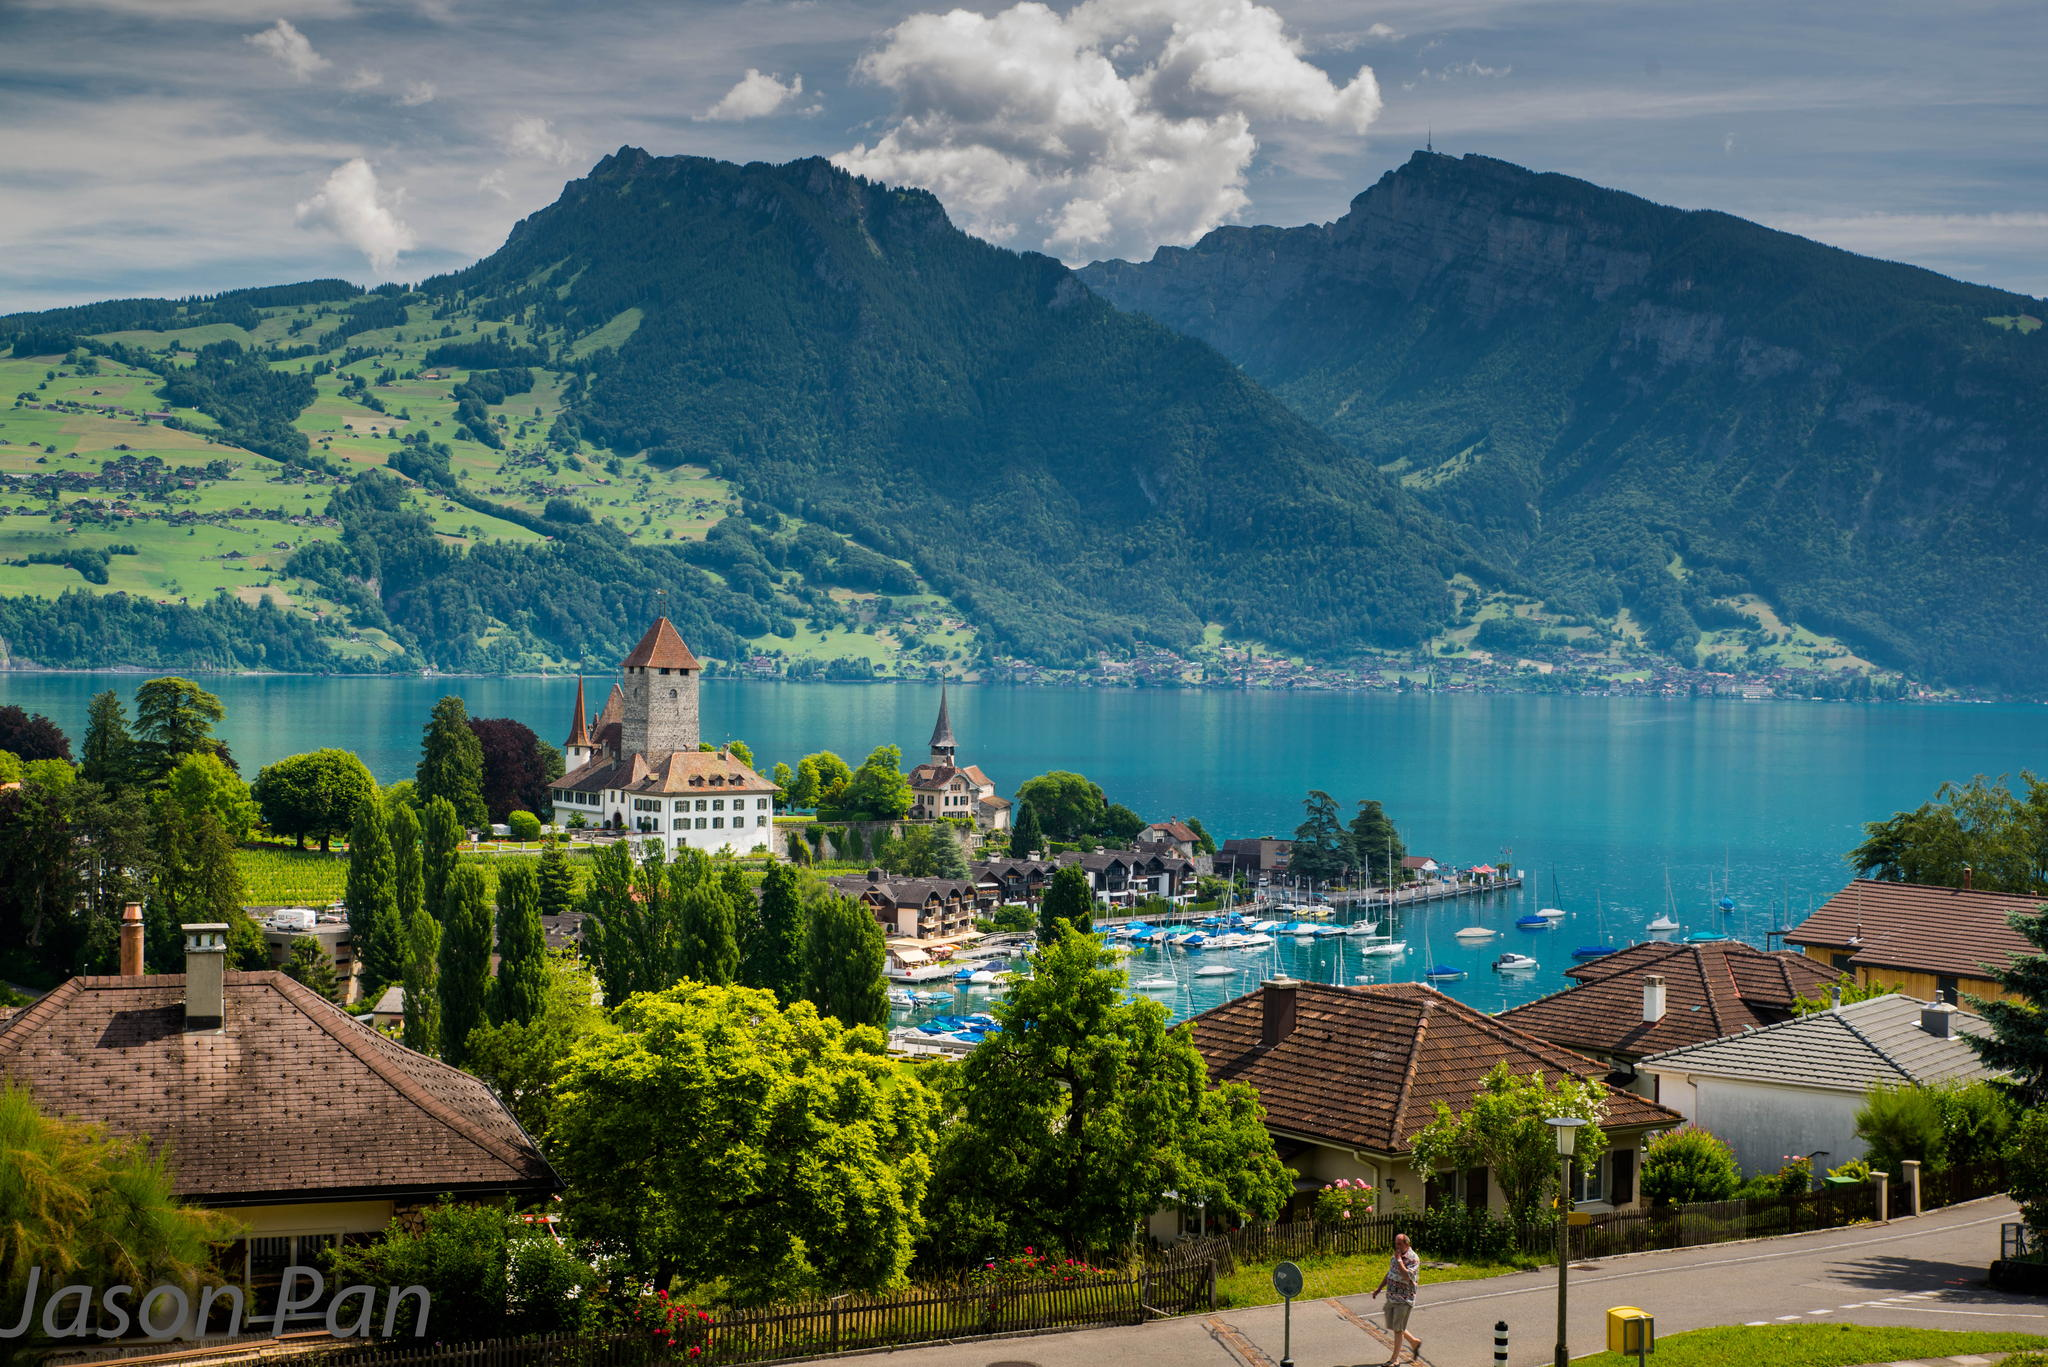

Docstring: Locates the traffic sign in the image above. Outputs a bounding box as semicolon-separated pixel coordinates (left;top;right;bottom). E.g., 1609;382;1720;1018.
1272;1260;1304;1299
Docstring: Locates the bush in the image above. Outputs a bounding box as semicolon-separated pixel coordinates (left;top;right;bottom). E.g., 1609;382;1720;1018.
1641;1126;1742;1206
1314;1178;1378;1223
1739;1156;1814;1202
506;809;544;841
1857;1083;1947;1177
1412;1200;1526;1263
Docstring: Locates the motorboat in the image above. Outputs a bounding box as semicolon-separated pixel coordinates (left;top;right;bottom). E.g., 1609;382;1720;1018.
1133;976;1177;991
1359;939;1408;957
1515;915;1553;930
1682;929;1730;943
1337;921;1382;937
1494;952;1539;972
967;968;1004;984
1423;965;1466;981
1453;926;1497;940
1718;896;1736;912
1646;916;1679;933
888;988;919;1008
1571;945;1618;959
1233;933;1275;948
1536;907;1568;920
1194;964;1237;978
1280;921;1324;937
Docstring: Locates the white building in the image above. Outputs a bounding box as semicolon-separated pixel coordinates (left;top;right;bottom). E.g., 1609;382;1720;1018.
550;617;779;856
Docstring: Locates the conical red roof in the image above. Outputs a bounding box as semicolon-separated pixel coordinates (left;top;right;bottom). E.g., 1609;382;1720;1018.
622;616;701;670
565;676;592;749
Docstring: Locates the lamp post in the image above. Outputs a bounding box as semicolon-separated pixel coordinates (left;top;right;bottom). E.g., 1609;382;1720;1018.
1547;1117;1587;1367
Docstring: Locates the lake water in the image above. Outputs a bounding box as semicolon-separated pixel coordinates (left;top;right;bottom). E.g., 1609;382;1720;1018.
5;673;2041;1015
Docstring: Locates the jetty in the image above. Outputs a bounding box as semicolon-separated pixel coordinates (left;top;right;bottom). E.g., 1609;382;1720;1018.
1095;874;1521;931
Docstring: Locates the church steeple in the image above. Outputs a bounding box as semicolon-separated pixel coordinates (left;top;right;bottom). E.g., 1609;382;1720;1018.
565;676;594;767
929;686;957;765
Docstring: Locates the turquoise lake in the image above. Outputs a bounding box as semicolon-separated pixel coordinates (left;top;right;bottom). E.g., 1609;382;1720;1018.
5;674;2042;1015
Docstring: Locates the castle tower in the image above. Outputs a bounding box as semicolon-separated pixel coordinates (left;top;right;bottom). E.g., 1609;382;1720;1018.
564;676;595;769
618;617;701;761
929;685;956;767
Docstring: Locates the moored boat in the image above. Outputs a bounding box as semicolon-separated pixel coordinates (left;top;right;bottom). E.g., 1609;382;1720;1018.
1494;952;1539;971
1453;926;1496;940
1423;965;1466;981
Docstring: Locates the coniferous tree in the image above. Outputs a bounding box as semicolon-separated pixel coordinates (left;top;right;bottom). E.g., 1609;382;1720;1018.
421;796;462;921
535;836;575;916
401;901;442;1055
1288;789;1348;883
492;862;547;1026
804;893;889;1029
1967;907;2048;1106
1009;802;1044;858
282;936;342;1001
931;825;969;880
437;864;493;1067
390;800;425;927
676;882;740;986
132;677;228;783
1038;864;1095;944
79;690;136;789
416;695;488;828
1348;800;1407;885
345;795;401;992
743;862;809;1004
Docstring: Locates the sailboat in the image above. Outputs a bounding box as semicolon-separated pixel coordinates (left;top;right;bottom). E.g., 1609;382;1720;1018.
1647;868;1680;934
1574;891;1618;959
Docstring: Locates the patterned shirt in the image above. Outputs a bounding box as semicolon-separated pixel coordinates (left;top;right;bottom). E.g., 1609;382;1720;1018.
1385;1249;1421;1304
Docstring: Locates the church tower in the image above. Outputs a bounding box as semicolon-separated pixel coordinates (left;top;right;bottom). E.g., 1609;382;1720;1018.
564;675;595;769
618;617;701;761
929;685;957;767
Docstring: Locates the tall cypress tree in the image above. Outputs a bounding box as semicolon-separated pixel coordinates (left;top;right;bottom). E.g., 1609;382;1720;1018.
1009;802;1044;859
1347;800;1406;885
535;836;576;916
743;862;809;1004
676;882;739;986
437;864;493;1067
389;801;424;927
345;795;401;993
400;901;441;1056
492;861;547;1026
79;690;136;790
421;797;462;922
804;893;889;1029
416;695;488;829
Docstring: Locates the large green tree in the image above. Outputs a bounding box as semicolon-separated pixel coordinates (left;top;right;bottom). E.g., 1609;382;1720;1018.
282;935;342;1001
149;756;264;972
401;898;443;1056
1409;1062;1611;1226
79;689;136;789
1851;773;2048;895
132;676;229;783
1348;799;1407;884
1009;801;1045;858
1037;863;1095;944
929;928;1291;1255
552;981;936;1304
467;952;607;1139
804;892;889;1030
535;836;576;916
843;744;913;820
580;842;688;1006
417;694;489;829
742;861;809;1004
252;748;376;852
345;795;402;993
390;799;425;928
438;864;494;1068
1289;788;1349;883
676;881;739;986
1013;771;1108;842
492;861;548;1027
421;796;463;922
1966;902;2048;1106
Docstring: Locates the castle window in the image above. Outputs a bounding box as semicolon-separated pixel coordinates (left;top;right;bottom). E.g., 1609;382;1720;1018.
695;818;708;830
757;815;768;827
712;817;724;829
712;799;725;812
757;798;769;810
669;689;678;698
673;818;687;830
695;799;707;812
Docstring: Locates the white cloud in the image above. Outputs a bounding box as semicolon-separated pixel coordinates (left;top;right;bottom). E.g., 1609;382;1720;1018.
833;0;1382;262
1769;210;2048;260
506;114;574;164
477;168;510;199
244;18;330;81
700;69;807;121
342;66;383;91
294;157;415;273
398;79;437;106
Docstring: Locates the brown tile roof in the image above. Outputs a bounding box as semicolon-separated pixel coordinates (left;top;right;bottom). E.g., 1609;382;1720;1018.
1785;880;2044;980
565;676;592;749
0;972;556;1205
596;683;624;729
561;747;773;795
1188;981;1681;1155
1498;941;1844;1060
1147;821;1200;843
621;616;701;670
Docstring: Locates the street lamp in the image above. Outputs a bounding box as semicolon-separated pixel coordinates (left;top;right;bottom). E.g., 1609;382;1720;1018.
1547;1117;1588;1367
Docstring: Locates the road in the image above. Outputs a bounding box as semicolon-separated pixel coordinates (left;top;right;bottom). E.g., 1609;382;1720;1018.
827;1197;2040;1367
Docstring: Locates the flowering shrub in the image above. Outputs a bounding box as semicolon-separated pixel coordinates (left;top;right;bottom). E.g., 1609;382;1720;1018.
1314;1178;1378;1222
1741;1155;1815;1202
629;1288;713;1358
965;1248;1124;1288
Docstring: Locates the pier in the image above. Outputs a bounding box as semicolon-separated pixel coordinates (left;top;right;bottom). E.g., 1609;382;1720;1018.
1095;875;1522;930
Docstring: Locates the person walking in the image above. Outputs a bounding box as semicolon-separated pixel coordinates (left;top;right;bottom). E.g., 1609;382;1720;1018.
1372;1231;1424;1365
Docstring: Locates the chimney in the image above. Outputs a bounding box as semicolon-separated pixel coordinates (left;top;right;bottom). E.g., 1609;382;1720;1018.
181;923;229;1031
1920;1000;1957;1038
119;901;145;977
1829;983;1843;1011
1963;864;1974;891
1643;974;1667;1024
1259;977;1299;1049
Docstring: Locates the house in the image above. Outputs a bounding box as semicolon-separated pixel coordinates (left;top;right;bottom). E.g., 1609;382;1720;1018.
1137;821;1204;861
250;907;359;1003
1497;940;1845;1095
827;870;988;941
906;689;1012;831
1784;880;2042;1006
1219;837;1291;880
974;857;1059;904
1055;849;1199;904
1639;995;2000;1176
549;618;779;855
1400;855;1441;881
1183;980;1681;1231
0;916;556;1328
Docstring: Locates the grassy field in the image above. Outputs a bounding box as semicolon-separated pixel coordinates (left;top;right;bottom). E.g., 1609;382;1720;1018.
234;843;605;905
1213;1252;1533;1310
1575;1324;2048;1367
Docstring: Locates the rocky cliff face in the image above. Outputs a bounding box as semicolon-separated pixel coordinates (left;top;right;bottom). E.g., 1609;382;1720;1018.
1079;153;2048;687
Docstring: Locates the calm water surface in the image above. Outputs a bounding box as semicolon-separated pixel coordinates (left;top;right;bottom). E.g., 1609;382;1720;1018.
6;674;2041;1015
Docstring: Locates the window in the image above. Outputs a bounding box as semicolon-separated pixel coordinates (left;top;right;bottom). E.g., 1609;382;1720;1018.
1572;1156;1606;1204
1935;974;1960;1004
673;819;687;830
633;798;660;812
713;799;725;812
713;817;724;829
696;818;708;829
758;798;769;809
695;799;707;812
757;815;768;827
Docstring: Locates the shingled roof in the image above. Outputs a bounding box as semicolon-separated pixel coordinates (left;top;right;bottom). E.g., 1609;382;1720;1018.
1639;995;2000;1092
0;972;557;1206
1786;879;2043;980
1187;981;1680;1155
1497;940;1844;1060
559;746;775;795
621;616;701;671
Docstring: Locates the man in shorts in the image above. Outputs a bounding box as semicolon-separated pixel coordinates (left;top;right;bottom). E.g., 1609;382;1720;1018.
1371;1231;1423;1364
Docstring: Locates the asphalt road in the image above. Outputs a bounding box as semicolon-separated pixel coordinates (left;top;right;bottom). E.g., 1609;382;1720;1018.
830;1197;2041;1367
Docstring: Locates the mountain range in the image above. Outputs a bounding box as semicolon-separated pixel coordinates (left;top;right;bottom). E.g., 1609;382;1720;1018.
0;149;2041;688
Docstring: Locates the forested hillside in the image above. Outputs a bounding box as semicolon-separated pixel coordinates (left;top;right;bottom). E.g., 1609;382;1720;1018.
1080;152;2048;688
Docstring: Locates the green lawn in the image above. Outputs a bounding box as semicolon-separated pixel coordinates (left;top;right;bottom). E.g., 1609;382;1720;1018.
235;843;607;905
1575;1324;2048;1367
1215;1252;1532;1309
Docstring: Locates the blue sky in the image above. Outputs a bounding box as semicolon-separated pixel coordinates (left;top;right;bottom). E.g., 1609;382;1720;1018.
2;0;2042;313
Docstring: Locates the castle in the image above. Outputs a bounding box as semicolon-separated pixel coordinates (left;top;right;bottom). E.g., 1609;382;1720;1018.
549;618;778;855
906;688;1011;831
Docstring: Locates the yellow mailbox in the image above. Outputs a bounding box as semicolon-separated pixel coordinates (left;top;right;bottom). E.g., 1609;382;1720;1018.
1606;1306;1654;1354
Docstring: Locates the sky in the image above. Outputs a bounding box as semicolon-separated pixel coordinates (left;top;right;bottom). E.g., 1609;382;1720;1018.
1;0;2043;314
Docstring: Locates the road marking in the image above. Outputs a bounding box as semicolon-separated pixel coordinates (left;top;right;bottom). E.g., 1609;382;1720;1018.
1869;1307;2048;1319
1775;1314;1803;1320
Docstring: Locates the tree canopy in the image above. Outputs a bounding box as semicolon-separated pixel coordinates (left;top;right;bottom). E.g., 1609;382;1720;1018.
1408;1062;1610;1226
417;694;489;829
252;748;376;852
1013;771;1108;843
1850;773;2048;896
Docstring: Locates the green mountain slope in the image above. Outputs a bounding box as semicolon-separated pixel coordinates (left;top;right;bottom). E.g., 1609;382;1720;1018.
0;151;1455;673
1079;152;2048;688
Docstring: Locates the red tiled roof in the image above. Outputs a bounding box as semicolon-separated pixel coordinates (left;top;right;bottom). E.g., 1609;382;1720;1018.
1188;981;1680;1155
1499;941;1843;1060
1785;880;2044;980
0;972;556;1205
621;617;701;671
565;675;592;749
